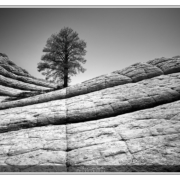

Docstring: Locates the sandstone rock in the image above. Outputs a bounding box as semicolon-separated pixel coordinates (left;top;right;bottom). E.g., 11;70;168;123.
66;73;180;123
0;84;27;96
0;125;67;172
0;72;179;133
147;57;180;74
0;72;180;133
0;56;32;77
0;56;58;104
1;59;180;110
0;55;180;172
67;100;180;171
0;74;51;91
114;62;163;82
0;96;9;103
0;88;66;110
0;99;67;133
0;66;57;88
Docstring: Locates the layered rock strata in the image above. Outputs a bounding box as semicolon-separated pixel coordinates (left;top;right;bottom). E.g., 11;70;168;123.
0;56;57;98
1;57;180;110
0;54;180;172
67;100;180;172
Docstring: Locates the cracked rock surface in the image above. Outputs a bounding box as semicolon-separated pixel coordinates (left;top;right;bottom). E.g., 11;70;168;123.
1;57;180;110
0;73;180;133
0;125;67;172
67;100;180;168
0;55;180;172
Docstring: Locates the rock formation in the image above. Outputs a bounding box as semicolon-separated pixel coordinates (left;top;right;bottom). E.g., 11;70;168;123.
0;54;180;172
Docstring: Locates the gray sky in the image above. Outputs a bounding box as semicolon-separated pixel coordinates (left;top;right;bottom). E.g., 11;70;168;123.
0;8;180;85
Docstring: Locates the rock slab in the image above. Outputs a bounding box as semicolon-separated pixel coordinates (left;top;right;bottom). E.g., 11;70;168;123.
0;55;180;172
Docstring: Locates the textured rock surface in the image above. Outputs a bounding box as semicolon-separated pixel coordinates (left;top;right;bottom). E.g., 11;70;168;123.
0;125;67;172
0;65;57;88
0;56;57;95
67;100;180;170
0;54;180;172
0;73;180;133
1;58;179;110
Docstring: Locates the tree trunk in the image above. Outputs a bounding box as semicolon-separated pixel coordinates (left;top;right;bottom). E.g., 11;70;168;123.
63;54;68;88
64;73;68;87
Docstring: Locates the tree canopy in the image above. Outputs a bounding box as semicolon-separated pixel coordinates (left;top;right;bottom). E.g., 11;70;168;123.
37;27;87;88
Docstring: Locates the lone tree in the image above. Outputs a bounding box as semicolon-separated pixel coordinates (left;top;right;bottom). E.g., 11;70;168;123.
37;27;87;88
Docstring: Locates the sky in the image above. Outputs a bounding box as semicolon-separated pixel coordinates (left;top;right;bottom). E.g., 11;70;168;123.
0;8;180;85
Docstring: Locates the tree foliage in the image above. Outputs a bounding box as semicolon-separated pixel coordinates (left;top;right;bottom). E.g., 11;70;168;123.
37;27;87;87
